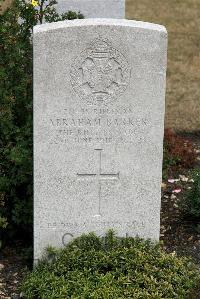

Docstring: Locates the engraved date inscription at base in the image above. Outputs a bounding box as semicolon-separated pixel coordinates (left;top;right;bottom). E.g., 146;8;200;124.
70;38;131;105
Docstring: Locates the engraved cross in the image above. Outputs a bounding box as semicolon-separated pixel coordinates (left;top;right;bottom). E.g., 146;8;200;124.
77;149;120;217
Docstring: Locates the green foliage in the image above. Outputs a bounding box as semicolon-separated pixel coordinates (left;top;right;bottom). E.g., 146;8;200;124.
0;0;83;243
184;169;200;219
21;231;199;299
163;129;197;176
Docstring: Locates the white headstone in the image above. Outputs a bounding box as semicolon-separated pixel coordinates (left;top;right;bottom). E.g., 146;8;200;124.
33;19;167;260
56;0;125;19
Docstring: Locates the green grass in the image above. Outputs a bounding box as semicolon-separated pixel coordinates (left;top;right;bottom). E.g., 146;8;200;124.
126;0;200;132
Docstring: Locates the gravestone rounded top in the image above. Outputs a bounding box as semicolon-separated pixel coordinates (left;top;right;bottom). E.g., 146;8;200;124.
33;18;167;35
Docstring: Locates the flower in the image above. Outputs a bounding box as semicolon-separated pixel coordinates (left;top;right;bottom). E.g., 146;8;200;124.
179;175;188;182
168;178;180;183
171;251;176;257
161;183;167;189
31;0;38;7
172;188;182;194
168;179;175;183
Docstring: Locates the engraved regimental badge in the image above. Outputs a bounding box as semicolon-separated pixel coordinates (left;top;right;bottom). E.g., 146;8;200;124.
70;38;131;105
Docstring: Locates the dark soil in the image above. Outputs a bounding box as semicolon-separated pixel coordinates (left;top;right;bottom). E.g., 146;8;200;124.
0;245;28;299
160;132;200;298
0;132;199;299
160;132;200;264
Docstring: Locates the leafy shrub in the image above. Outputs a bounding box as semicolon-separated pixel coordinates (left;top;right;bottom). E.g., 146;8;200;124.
21;231;199;299
183;169;200;219
0;0;83;244
163;128;197;175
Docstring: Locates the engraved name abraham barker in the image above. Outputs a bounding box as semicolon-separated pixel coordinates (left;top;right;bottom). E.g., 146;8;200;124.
70;38;131;105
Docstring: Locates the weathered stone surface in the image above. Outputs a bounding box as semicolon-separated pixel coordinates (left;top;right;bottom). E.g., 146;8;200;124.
56;0;125;19
33;19;167;260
